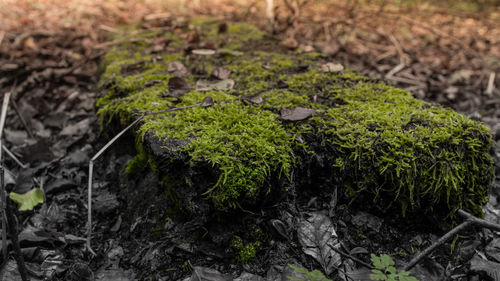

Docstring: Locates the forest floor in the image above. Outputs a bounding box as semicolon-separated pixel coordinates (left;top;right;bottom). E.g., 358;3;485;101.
0;0;499;280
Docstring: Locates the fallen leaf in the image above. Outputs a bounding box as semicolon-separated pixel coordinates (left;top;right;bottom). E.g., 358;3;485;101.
320;62;344;73
470;255;500;281
200;96;214;107
280;107;315;121
211;67;231;80
351;211;383;232
234;272;265;281
10;188;44;211
167;61;189;76
196;79;235;91
300;44;315;52
167;77;191;97
189;266;232;281
297;212;341;275
24;36;38;50
280;37;298;49
241;94;263;105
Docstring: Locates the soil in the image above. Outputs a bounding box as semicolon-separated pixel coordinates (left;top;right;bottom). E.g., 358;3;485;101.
0;1;499;281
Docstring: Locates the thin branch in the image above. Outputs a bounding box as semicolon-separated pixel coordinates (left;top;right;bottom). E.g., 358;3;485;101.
10;99;35;139
403;209;500;271
2;145;26;169
0;91;11;262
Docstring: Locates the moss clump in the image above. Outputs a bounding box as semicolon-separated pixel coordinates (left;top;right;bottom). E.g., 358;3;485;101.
230;235;261;264
138;92;292;209
97;19;494;221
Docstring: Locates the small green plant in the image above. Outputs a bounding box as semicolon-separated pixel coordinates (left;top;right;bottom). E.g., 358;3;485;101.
288;265;332;281
370;254;419;281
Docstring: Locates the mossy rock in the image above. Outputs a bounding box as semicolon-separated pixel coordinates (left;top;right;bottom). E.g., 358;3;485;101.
97;18;494;224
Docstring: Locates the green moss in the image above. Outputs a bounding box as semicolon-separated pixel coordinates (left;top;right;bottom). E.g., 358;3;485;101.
308;80;493;217
125;151;148;174
231;235;260;263
138;94;292;209
97;19;494;221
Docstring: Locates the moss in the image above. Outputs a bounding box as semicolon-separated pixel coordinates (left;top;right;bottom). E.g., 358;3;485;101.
309;81;493;218
230;235;261;264
97;19;494;222
138;95;292;209
125;151;148;174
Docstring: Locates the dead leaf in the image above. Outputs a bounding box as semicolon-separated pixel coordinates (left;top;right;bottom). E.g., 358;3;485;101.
300;44;315;52
167;77;191;97
195;79;234;91
280;107;315;121
211;67;231;80
24;36;38;50
167;61;189;76
189;266;232;281
241;94;263;105
200;96;214;107
320;62;344;73
297;212;341;275
120;60;146;75
280;37;298;49
470;255;500;281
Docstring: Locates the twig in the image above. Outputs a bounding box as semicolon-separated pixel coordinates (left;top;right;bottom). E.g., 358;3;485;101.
0;92;10;263
2;145;26;169
387;34;408;65
6;200;29;281
0;31;5;47
485;72;496;97
10;99;35;139
385;63;405;79
403;209;500;271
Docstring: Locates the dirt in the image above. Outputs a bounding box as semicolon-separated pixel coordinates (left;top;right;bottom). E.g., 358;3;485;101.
0;1;499;281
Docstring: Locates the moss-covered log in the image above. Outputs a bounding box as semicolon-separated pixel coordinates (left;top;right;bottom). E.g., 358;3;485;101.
97;19;494;222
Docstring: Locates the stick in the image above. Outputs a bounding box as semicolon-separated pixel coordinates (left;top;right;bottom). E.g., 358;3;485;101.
0;92;11;262
403;209;500;271
485;72;495;97
2;145;26;169
10;99;35;139
86;115;145;254
6;200;29;281
0;31;5;47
